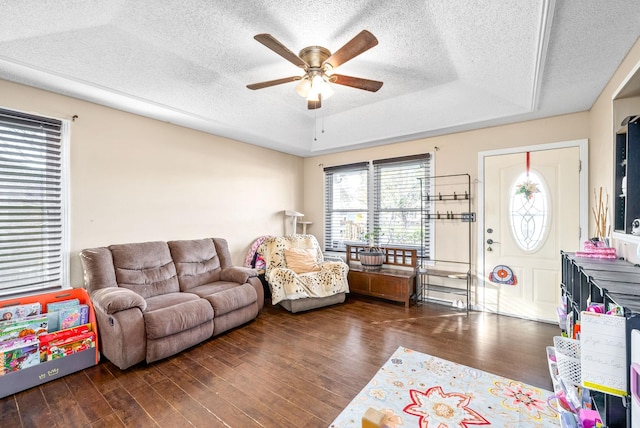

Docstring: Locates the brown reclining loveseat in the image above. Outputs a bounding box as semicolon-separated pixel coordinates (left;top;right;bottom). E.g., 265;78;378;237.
80;238;263;370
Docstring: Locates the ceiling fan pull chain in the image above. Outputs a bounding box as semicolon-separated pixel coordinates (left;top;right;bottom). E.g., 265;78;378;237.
314;108;318;141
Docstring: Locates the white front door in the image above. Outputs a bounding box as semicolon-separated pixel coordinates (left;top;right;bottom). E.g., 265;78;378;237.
481;145;583;321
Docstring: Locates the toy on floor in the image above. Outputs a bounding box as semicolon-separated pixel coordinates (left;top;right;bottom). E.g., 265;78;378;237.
362;407;388;428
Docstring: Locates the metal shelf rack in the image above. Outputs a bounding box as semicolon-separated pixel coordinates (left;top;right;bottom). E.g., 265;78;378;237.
416;173;473;315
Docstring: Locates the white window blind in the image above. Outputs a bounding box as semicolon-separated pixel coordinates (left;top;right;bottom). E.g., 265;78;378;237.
324;162;369;251
0;108;67;296
373;155;430;253
324;154;431;256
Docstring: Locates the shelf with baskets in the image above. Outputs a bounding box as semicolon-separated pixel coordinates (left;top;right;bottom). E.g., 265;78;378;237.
560;251;640;428
416;173;473;315
549;336;607;428
553;336;582;390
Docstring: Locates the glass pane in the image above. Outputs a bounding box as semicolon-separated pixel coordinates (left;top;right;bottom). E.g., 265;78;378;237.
510;171;549;252
326;211;367;250
332;169;367;210
376;211;422;247
375;159;425;248
377;163;422;209
325;167;368;251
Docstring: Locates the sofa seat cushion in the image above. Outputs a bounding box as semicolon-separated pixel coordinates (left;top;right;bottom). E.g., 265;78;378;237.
186;281;237;298
144;293;214;340
190;282;257;316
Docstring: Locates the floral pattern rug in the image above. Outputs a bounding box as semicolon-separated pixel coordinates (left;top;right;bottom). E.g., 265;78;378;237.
330;346;559;427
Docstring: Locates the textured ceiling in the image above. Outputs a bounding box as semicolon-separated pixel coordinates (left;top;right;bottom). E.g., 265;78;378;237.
0;1;639;157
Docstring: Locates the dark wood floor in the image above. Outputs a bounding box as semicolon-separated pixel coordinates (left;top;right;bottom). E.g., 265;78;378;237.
0;295;558;427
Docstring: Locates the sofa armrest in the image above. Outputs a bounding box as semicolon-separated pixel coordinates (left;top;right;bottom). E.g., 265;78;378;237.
91;287;147;315
220;266;258;284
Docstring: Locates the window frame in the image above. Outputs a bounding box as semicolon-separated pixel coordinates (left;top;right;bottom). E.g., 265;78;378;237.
323;162;369;251
324;154;432;258
0;107;70;297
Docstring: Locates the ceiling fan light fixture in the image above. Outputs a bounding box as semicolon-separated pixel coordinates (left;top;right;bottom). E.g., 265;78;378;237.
307;74;334;101
323;63;334;76
320;79;335;100
295;78;311;97
307;91;320;102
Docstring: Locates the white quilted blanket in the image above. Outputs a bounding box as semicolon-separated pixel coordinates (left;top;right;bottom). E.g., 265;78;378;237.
258;235;349;305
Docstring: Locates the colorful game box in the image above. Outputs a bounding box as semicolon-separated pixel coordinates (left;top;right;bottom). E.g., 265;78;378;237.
0;335;40;375
39;324;92;362
0;303;41;321
46;331;96;361
45;299;81;332
0;314;48;341
58;304;90;330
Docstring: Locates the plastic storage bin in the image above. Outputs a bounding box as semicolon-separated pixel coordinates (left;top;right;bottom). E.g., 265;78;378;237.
554;336;581;387
546;346;562;393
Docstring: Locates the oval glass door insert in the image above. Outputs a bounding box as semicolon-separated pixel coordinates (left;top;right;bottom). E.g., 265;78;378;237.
510;171;549;252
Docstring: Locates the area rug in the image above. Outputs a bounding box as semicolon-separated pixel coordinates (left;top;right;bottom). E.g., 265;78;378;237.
329;346;559;427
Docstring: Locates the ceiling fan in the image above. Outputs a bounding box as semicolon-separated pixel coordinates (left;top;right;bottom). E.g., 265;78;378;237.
247;30;383;110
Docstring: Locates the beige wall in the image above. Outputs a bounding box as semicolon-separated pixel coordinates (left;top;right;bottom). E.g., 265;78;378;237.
1;79;305;288
305;36;640;268
2;35;639;291
304;112;590;268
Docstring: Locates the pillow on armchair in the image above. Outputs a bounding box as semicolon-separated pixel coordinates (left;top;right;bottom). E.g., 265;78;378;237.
284;248;320;274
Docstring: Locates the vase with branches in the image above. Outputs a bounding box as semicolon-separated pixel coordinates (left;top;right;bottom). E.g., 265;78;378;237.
592;187;610;242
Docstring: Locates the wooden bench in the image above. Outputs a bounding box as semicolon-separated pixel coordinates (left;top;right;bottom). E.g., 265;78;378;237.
346;245;417;307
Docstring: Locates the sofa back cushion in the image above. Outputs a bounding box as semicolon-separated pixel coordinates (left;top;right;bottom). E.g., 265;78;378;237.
109;241;179;299
168;238;221;291
79;247;119;293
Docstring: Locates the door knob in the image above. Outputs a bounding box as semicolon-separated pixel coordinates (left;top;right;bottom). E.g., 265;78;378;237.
486;239;499;245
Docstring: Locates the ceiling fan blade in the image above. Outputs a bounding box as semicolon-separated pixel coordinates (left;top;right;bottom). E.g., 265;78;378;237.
247;76;301;90
323;30;378;69
331;74;383;92
254;34;308;68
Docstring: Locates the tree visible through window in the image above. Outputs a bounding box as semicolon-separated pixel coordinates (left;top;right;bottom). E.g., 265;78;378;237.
324;154;431;256
0;108;68;296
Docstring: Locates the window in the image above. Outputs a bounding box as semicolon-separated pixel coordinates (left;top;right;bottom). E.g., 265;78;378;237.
0;108;68;296
510;171;549;252
323;162;369;250
324;154;431;255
